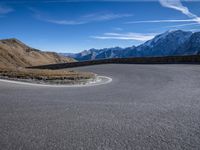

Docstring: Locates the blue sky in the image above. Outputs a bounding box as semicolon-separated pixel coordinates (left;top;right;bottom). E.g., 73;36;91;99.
0;0;200;53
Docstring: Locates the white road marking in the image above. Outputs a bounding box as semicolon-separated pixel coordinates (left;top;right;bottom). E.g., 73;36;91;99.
0;76;112;87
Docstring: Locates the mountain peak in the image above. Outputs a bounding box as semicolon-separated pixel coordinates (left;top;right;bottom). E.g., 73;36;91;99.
165;29;184;33
1;38;23;44
141;29;193;49
157;29;192;38
0;38;30;49
164;29;192;35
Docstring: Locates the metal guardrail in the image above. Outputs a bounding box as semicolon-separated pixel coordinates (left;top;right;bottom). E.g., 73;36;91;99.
29;55;200;70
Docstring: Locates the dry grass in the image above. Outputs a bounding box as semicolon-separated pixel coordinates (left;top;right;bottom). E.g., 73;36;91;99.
0;38;95;84
0;67;95;81
0;38;76;68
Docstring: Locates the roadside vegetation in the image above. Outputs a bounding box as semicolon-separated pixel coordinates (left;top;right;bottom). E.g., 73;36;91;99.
0;38;96;84
0;67;95;84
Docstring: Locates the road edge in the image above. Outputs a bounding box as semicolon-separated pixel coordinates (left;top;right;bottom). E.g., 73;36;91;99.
0;76;112;87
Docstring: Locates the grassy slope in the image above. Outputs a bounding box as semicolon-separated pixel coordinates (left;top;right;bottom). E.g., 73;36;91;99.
0;38;76;68
0;38;94;82
0;68;94;80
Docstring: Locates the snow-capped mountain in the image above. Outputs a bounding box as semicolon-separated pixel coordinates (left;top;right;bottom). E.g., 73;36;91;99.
134;30;193;57
62;30;200;61
181;32;200;55
69;47;124;61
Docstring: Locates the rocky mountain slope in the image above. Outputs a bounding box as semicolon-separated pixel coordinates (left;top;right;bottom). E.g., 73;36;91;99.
64;30;200;61
0;38;75;68
61;47;125;61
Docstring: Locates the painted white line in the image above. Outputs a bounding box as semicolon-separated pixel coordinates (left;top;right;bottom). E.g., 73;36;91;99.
0;76;112;87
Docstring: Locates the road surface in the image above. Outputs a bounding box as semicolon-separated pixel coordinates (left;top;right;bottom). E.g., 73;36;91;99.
0;64;200;150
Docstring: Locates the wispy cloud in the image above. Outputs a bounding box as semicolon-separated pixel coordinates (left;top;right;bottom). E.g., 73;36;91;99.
159;0;200;23
113;27;123;31
46;19;86;25
91;32;156;41
127;0;200;26
31;8;132;25
127;19;196;24
165;22;199;28
0;5;14;15
48;13;132;25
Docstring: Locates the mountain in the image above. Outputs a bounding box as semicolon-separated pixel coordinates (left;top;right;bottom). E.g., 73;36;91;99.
62;30;200;61
179;32;200;55
65;47;125;61
0;38;76;68
136;30;192;56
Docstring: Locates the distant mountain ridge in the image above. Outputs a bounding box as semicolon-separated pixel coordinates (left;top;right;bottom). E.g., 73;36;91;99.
0;38;76;68
62;30;200;61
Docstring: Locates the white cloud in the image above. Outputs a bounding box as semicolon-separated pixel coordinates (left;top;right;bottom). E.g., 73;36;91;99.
31;9;132;25
82;13;132;22
126;0;200;29
55;13;131;25
159;0;200;23
46;19;86;25
126;19;196;24
165;22;199;28
91;32;156;41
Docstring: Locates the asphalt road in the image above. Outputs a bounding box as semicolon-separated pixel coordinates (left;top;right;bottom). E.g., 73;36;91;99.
1;64;200;150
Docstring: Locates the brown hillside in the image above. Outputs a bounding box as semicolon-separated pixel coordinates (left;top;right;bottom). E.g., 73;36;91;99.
0;38;76;68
